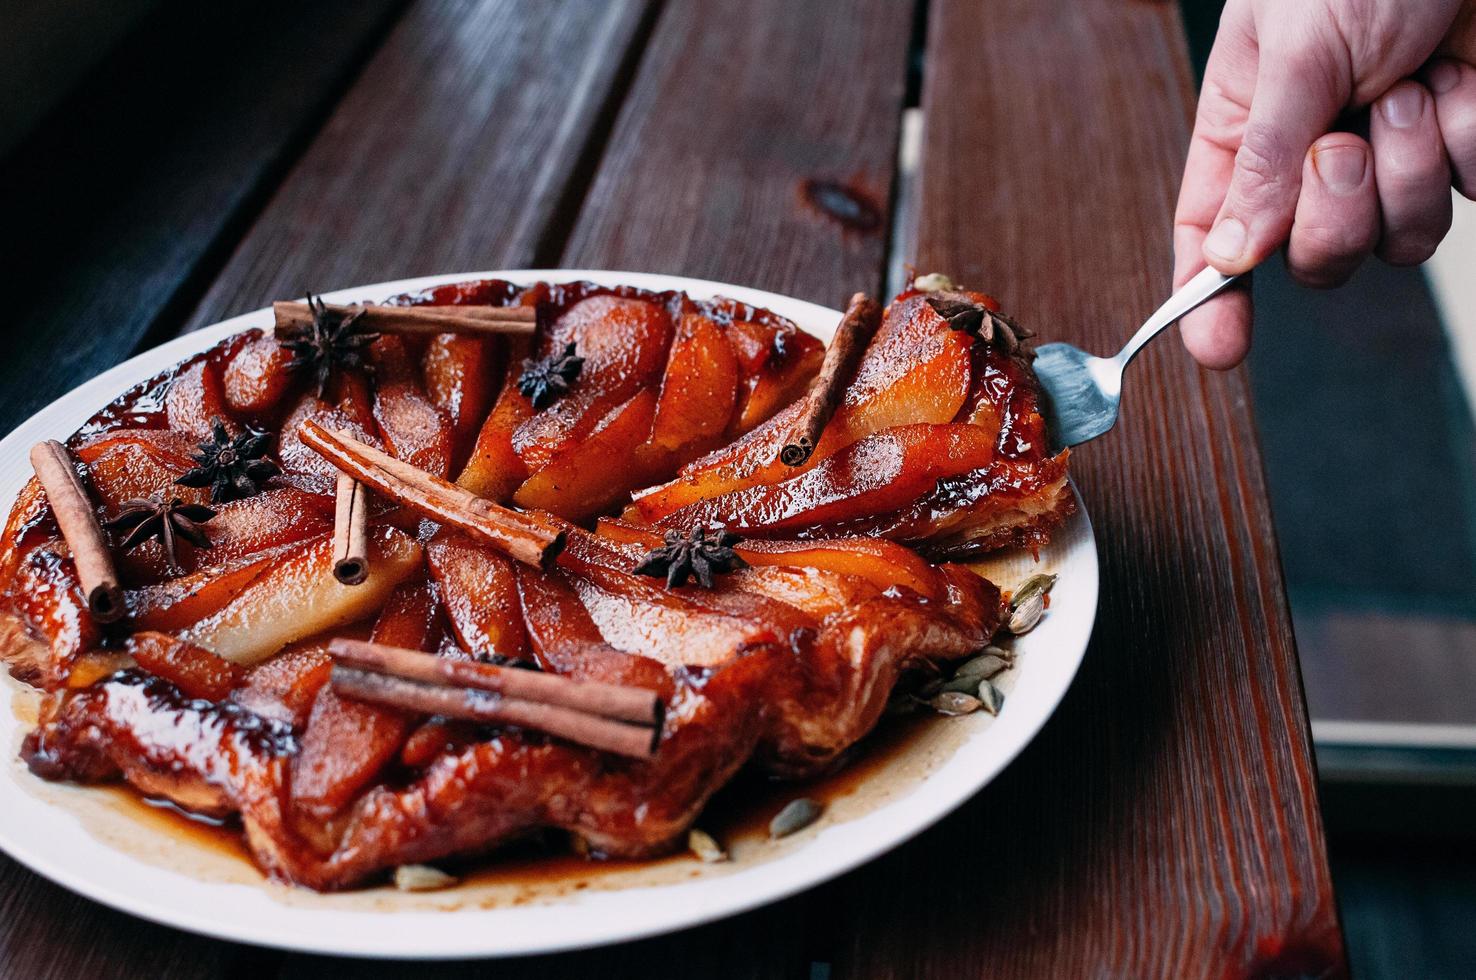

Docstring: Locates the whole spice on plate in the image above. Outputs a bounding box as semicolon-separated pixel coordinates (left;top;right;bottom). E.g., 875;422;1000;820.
769;798;823;839
778;292;881;466
977;680;1006;716
924;292;1034;355
687;828;728;863
331;471;370;586
517;342;584;409
1010;572;1057;609
929;691;983;716
1007;593;1045;635
279;293;380;396
393;864;458;892
28;440;126;623
175;419;278;503
954;650;1010;681
633;525;747;589
106;496;215;572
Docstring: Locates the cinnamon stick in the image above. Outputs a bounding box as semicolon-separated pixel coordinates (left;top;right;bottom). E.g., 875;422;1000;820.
298;421;566;569
779;292;882;466
331;666;657;759
330;638;661;725
274;301;537;339
28;440;126;623
331;471;370;585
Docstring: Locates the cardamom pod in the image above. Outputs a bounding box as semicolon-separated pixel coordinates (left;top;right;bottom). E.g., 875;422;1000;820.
1008;592;1044;635
978;680;1005;716
769;798;824;838
940;674;984;696
955;652;1010;680
1011;572;1057;609
930;691;983;716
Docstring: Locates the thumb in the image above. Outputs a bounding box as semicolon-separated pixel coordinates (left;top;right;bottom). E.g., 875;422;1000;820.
1203;44;1346;273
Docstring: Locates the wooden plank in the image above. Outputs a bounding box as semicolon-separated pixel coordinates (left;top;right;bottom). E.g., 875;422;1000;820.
183;0;658;332
558;0;915;306
0;855;275;979
0;0;406;434
818;1;1348;976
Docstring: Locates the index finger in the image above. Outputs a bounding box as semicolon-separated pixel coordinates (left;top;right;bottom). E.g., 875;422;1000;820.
1173;6;1257;367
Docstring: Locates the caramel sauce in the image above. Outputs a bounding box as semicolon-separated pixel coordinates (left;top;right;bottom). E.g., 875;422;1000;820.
28;706;972;912
104;788;246;858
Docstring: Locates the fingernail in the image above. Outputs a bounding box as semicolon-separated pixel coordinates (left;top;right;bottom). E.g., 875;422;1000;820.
1428;61;1461;95
1312;144;1367;194
1204;217;1247;263
1380;85;1425;128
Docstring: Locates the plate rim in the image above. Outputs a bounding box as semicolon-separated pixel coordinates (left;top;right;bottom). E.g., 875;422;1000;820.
0;269;1097;958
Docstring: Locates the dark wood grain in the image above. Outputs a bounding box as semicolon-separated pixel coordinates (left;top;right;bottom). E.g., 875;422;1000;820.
558;0;916;306
182;0;659;331
0;0;407;434
0;854;275;979
815;1;1347;977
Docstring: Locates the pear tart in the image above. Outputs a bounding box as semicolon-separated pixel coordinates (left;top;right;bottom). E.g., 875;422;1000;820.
0;278;1069;890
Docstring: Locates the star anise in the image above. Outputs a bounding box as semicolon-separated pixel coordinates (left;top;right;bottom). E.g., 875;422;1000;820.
106;496;216;572
925;292;1034;356
517;342;584;409
633;525;747;589
175;418;278;503
280;293;379;396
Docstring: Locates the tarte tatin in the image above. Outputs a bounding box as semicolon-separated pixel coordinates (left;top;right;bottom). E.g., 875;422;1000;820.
0;276;1070;890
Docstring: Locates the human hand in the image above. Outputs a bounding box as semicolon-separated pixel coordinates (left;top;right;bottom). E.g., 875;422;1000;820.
1173;0;1476;368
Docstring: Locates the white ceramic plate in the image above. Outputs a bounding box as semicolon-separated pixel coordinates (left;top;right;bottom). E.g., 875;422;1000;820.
0;271;1097;958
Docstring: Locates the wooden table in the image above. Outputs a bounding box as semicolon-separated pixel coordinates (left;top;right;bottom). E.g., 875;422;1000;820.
0;1;1347;976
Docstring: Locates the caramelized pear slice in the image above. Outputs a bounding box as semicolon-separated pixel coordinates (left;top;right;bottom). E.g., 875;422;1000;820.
658;423;998;537
724;317;824;435
223;335;297;421
6;541;101;686
455;336;533;501
425;530;529;660
371;337;455;479
808;327;973;459
115;487;334;584
735;536;949;601
165;358;233;439
76;429;210;511
232;640;335;726
183;527;422;666
648;312;739;452
510;294;673;472
554;533;776;669
277;392;381;481
512;389;659;522
292;578;439;819
127;543;294;631
514;564;672;693
128;631;244;701
422;334;503;471
0;476;48;589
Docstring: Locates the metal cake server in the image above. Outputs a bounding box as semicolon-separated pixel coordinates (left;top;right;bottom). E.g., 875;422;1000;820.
1033;265;1241;448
